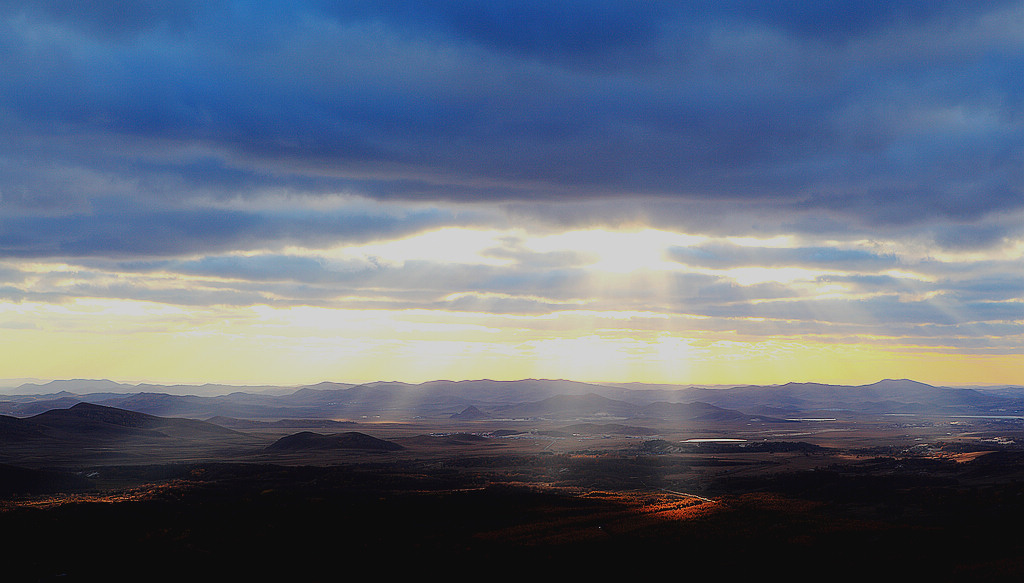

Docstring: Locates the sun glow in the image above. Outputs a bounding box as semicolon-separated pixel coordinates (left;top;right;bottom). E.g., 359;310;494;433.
320;227;515;266
1;218;1021;387
1;292;1021;386
725;235;797;248
721;266;825;286
524;228;706;273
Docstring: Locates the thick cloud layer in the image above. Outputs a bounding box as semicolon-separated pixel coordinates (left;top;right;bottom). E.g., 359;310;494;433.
2;3;1022;231
0;2;1022;384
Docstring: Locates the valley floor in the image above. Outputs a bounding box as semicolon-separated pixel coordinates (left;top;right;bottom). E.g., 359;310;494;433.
5;430;1024;581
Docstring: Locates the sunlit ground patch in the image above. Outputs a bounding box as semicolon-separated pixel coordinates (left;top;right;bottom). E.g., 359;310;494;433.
474;486;721;545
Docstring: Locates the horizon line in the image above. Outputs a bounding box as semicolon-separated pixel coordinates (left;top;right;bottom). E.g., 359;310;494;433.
2;376;1021;392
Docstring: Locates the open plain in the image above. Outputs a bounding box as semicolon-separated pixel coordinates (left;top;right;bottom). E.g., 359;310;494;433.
3;379;1024;580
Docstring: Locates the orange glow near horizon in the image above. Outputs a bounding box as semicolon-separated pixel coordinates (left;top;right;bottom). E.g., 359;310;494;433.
0;226;1020;388
0;298;1020;387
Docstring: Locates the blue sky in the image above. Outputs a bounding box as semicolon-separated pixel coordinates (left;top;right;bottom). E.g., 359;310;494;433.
0;2;1021;385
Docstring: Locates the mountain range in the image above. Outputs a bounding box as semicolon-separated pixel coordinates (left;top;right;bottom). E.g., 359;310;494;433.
1;378;1023;422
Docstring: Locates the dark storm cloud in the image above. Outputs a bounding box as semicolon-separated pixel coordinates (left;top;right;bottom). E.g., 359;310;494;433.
1;0;1022;257
0;197;463;258
933;224;1011;251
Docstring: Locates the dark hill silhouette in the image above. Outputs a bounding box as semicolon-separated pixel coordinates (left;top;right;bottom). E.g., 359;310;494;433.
0;415;49;441
43;401;156;427
0;403;262;467
26;403;171;438
451;406;489;420
266;431;403;451
24;402;240;440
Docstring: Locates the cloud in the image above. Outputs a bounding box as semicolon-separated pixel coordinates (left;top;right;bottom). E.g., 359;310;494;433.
932;224;1011;250
1;1;1023;380
668;243;900;271
0;1;208;39
0;196;470;258
0;0;1021;235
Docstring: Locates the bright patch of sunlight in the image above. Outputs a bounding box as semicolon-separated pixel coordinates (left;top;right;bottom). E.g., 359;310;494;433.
725;235;797;248
524;228;706;273
321;227;514;266
721;266;826;286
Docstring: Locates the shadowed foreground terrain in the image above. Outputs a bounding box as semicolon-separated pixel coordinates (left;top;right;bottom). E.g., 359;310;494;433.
5;456;1024;580
5;380;1024;580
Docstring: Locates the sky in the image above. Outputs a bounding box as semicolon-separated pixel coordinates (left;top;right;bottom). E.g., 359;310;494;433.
0;1;1022;387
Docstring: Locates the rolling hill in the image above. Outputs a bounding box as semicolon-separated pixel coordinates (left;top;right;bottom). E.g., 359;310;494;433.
1;378;1021;422
266;431;404;452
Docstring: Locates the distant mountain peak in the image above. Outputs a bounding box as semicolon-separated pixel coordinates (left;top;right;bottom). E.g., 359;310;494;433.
451;406;488;420
865;379;936;389
15;378;132;394
62;402;157;426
